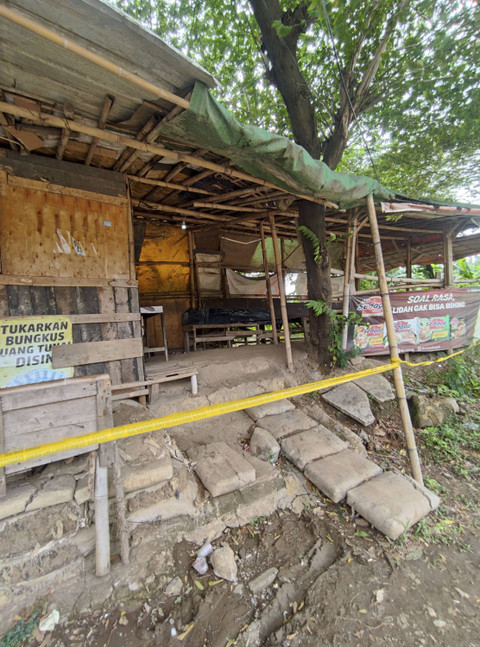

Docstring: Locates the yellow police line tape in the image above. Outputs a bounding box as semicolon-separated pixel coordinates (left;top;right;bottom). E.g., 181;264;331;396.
0;360;397;469
0;340;477;469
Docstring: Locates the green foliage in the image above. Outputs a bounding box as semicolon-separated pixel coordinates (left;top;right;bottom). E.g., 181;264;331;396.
420;415;480;476
298;225;320;263
427;344;480;399
113;0;480;200
0;603;45;647
306;299;362;367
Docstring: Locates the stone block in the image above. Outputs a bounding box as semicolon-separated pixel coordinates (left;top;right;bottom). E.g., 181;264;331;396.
74;474;93;505
0;502;82;559
281;425;347;470
305;449;382;503
354;374;394;403
0;484;36;521
322;383;375;426
187;442;256;497
127;480;198;524
26;476;76;512
249;567;278;594
249;427;280;463
409;394;459;428
210;545;237;582
347;471;440;540
245;399;295;422
119;455;173;495
257;410;317;441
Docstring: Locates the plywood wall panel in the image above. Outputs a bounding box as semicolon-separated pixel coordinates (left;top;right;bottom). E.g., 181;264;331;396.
0;184;131;281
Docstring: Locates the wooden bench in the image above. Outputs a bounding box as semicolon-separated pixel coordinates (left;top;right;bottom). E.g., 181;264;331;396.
112;365;198;404
183;322;273;352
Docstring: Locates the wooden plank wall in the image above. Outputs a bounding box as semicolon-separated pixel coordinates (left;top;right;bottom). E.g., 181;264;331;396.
0;284;142;384
0;153;143;384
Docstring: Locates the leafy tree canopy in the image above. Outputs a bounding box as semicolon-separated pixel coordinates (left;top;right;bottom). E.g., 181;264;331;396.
114;0;479;202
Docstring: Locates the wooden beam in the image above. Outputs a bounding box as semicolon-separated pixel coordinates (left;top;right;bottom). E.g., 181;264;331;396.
0;101;338;208
56;104;74;160
443;226;454;287
119;94;192;173
85;95;114;166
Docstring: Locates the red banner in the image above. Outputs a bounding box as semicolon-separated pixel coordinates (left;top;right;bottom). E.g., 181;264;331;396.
350;288;480;355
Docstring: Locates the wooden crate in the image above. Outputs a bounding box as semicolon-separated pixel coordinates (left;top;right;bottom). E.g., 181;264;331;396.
0;374;112;490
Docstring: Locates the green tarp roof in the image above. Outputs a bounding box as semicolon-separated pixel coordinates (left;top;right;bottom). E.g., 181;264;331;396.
157;82;395;209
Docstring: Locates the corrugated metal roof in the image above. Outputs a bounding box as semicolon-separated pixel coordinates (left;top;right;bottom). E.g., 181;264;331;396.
0;0;216;122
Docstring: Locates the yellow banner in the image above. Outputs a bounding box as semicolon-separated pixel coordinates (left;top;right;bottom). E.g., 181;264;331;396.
0;316;73;388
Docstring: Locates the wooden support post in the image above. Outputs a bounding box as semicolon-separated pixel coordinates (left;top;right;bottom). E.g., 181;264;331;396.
112;443;130;565
94;456;110;576
406;239;412;279
443;227;454;288
366;194;423;485
188;231;196;308
341;212;356;350
269;215;293;370
260;223;278;344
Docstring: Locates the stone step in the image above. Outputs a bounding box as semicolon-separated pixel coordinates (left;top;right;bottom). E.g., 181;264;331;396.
347;471;440;540
281;426;347;470
187;442;256;497
305;449;382;503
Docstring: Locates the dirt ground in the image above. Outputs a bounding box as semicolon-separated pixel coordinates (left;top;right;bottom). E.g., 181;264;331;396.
5;348;480;647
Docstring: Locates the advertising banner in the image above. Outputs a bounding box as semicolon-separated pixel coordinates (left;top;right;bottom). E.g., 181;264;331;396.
0;316;73;388
350;288;480;355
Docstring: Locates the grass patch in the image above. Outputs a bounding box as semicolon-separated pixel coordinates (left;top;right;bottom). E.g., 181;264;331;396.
419;414;480;476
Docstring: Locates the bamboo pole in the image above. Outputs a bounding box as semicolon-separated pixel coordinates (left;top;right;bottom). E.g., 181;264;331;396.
260;223;278;344
341;212;356;350
353;272;442;285
269;215;293;369
0;101;337;208
94;457;110;576
128;175;214;196
112;444;129;565
0;5;190;109
366;194;423;484
443;226;454;287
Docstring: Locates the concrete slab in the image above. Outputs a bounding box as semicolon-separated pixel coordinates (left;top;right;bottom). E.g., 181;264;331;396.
354;374;394;403
245;399;295;422
305;449;382;503
187;442;256;497
257;410;317;441
347;471;440;540
281;425;347;470
249;427;280;463
322;383;375;426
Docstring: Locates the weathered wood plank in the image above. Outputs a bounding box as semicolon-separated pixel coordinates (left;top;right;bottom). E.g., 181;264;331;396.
4;396;97;437
0;276;138;288
52;338;144;368
1;377;99;411
97;286;122;385
0;286;9;316
7;285;33;316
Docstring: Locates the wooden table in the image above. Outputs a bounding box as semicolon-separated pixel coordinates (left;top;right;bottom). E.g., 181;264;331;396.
141;305;168;361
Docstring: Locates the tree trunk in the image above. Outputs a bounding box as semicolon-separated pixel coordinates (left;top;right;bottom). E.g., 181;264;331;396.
299;200;332;365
